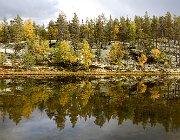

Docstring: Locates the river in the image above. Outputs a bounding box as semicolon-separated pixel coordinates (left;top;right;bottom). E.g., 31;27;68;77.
0;76;180;140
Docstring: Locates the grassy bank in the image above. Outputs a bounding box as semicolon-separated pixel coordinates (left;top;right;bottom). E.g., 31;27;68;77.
1;70;180;77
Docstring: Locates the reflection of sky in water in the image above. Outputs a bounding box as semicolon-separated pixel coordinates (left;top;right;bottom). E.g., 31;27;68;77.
0;108;180;140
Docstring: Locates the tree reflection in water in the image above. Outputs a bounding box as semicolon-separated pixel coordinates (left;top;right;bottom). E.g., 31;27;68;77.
0;76;180;132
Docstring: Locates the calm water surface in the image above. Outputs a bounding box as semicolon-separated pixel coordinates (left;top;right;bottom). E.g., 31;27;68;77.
0;76;180;140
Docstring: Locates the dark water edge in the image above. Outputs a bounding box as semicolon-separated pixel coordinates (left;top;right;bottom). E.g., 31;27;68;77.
0;76;180;140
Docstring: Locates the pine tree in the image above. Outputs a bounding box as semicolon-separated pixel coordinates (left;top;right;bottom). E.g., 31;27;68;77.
10;15;25;66
105;15;114;44
1;17;10;44
143;11;151;39
164;12;173;41
142;12;152;49
159;16;165;38
22;51;35;70
12;15;24;43
70;13;80;51
80;20;90;42
0;52;6;67
113;18;120;41
119;16;128;42
87;19;95;47
94;14;106;46
151;16;160;47
39;24;48;40
48;20;58;41
134;16;144;48
128;22;136;47
173;16;180;43
56;12;70;42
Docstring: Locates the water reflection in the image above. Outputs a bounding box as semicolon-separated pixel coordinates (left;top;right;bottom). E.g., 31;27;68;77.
0;76;180;135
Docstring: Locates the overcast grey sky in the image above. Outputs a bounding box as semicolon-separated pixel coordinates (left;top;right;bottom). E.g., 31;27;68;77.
0;0;179;25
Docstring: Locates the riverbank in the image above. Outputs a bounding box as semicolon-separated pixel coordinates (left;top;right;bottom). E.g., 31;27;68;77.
1;70;180;77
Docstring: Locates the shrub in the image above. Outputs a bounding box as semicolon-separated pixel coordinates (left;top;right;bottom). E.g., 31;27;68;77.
109;43;124;66
0;52;6;67
138;53;147;67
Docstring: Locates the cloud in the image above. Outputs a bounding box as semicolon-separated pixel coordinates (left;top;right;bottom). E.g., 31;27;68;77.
0;0;59;24
99;0;180;19
57;0;113;20
0;0;179;25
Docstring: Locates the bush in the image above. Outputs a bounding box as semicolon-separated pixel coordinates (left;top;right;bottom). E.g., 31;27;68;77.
0;52;6;67
138;53;147;67
54;40;77;66
151;48;167;64
109;43;124;66
22;51;35;70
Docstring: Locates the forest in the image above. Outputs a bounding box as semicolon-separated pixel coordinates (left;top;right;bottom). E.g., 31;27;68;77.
0;11;180;71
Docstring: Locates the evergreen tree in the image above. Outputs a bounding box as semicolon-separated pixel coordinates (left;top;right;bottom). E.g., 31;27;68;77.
142;11;151;39
87;19;95;47
173;16;180;43
151;16;160;47
0;52;6;67
119;16;128;42
105;15;114;44
164;12;173;41
159;16;165;38
113;18;120;41
10;15;25;67
70;13;80;51
80;20;90;42
56;12;70;42
1;17;10;44
134;16;144;48
38;24;48;40
128;22;136;47
94;14;106;46
22;51;35;70
48;20;58;41
142;12;152;49
12;15;24;43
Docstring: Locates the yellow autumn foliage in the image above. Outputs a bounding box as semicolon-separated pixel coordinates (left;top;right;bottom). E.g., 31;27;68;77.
138;81;147;93
150;90;160;100
80;81;93;107
113;24;120;40
152;48;161;59
138;53;147;67
24;19;35;40
55;40;77;64
81;40;94;68
59;94;70;107
109;43;124;65
0;22;2;32
22;101;33;119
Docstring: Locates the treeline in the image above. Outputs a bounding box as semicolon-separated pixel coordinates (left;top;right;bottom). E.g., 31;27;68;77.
0;11;180;69
1;11;179;47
